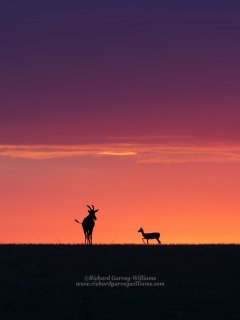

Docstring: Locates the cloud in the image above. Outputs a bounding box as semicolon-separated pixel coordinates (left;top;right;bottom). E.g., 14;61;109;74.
0;144;137;160
97;151;137;156
136;146;240;163
107;135;194;142
1;141;240;163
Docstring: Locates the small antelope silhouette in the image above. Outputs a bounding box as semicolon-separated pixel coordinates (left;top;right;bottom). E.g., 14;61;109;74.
75;205;99;245
138;227;161;244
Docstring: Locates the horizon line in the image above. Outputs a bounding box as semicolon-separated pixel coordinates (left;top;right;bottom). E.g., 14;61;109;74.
1;242;239;246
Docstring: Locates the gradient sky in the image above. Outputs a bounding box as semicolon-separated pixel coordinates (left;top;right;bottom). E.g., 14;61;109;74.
1;1;240;243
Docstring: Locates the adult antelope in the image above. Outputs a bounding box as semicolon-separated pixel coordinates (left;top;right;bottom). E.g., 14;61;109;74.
75;205;99;245
138;227;161;245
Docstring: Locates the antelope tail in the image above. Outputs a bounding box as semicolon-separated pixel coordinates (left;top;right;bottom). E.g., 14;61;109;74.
74;219;82;224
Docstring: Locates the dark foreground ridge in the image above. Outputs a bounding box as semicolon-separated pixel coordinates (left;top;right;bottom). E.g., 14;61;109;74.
1;245;240;320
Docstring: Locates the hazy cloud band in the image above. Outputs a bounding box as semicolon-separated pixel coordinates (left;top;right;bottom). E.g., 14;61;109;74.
1;142;240;163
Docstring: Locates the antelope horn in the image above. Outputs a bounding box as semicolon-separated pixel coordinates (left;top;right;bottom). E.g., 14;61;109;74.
87;206;92;212
92;205;99;213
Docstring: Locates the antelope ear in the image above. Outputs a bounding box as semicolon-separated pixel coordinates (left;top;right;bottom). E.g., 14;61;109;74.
95;209;99;213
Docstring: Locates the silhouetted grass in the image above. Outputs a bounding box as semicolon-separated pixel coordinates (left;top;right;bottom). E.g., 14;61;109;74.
1;244;240;319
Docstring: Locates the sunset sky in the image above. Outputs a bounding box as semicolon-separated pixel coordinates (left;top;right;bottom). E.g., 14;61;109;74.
1;1;240;243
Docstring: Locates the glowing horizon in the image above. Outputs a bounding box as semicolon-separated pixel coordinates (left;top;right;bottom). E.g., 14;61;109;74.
1;139;240;245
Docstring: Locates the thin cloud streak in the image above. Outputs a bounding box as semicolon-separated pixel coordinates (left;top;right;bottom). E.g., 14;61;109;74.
1;143;240;163
98;151;137;156
107;135;194;143
0;144;137;160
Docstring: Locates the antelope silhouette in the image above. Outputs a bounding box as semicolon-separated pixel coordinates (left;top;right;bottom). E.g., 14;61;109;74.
138;227;161;244
75;205;99;245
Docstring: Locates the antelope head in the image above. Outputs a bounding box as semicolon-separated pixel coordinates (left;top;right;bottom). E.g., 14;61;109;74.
87;205;99;220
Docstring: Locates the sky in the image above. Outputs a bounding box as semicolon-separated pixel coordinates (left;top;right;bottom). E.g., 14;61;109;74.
1;1;240;244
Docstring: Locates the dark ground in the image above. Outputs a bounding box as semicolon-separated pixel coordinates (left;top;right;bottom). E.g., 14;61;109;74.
0;244;240;320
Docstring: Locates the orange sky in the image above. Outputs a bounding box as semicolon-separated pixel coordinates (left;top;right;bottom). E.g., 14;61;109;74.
1;142;240;244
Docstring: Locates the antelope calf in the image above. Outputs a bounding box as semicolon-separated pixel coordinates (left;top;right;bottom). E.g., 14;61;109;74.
138;227;161;244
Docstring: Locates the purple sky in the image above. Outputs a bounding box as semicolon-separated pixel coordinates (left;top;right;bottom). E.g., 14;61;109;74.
1;1;240;144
